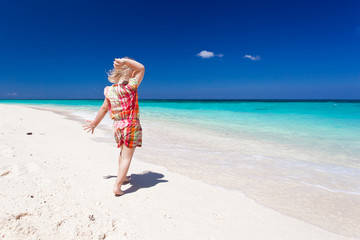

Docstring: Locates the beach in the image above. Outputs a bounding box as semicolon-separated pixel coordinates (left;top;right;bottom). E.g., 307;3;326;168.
0;103;358;240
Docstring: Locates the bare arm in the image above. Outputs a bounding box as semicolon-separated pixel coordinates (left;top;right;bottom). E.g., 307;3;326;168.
82;98;109;134
114;58;145;86
116;58;144;70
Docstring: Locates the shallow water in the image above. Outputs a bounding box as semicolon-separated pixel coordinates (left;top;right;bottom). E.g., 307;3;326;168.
2;99;360;237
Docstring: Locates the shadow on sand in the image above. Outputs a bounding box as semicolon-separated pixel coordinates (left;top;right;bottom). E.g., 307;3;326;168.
103;171;168;195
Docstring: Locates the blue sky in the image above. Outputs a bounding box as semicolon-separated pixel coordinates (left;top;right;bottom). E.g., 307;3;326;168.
1;0;359;99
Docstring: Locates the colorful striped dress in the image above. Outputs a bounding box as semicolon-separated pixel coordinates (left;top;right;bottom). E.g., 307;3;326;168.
104;77;142;148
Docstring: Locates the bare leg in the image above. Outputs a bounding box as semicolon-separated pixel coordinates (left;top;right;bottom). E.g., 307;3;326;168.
113;145;136;196
118;146;130;183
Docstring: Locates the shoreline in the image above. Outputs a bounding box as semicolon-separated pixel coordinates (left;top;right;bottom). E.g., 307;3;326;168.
0;103;357;239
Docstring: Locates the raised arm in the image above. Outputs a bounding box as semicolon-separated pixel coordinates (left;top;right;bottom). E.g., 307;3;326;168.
115;58;144;70
114;58;145;86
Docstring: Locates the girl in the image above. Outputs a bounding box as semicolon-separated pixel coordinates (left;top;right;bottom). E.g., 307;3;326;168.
83;57;145;196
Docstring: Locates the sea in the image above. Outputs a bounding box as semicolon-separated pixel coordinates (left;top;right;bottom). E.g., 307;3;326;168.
1;99;360;238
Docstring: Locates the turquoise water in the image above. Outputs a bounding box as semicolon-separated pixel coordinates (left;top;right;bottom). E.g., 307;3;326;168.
2;99;359;167
140;100;360;155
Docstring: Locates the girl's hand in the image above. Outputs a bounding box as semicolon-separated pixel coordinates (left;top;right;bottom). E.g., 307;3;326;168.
114;58;125;69
82;120;96;134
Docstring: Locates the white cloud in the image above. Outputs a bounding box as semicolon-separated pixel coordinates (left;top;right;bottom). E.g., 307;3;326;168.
197;50;214;58
6;92;18;96
243;54;261;61
196;50;223;59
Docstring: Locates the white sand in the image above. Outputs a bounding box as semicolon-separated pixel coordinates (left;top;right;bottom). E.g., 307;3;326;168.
0;104;355;240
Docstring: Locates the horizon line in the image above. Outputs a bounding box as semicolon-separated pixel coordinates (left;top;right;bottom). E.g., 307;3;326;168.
1;98;360;101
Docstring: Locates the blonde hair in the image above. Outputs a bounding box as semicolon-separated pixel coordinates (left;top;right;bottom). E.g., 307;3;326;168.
107;56;135;84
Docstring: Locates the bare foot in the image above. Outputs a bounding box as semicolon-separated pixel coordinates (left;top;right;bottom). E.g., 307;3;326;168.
113;176;131;196
113;185;124;196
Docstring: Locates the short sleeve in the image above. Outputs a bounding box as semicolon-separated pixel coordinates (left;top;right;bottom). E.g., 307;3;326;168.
104;86;108;98
127;77;139;91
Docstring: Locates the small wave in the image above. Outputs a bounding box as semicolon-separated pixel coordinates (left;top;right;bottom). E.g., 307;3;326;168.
300;181;360;195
